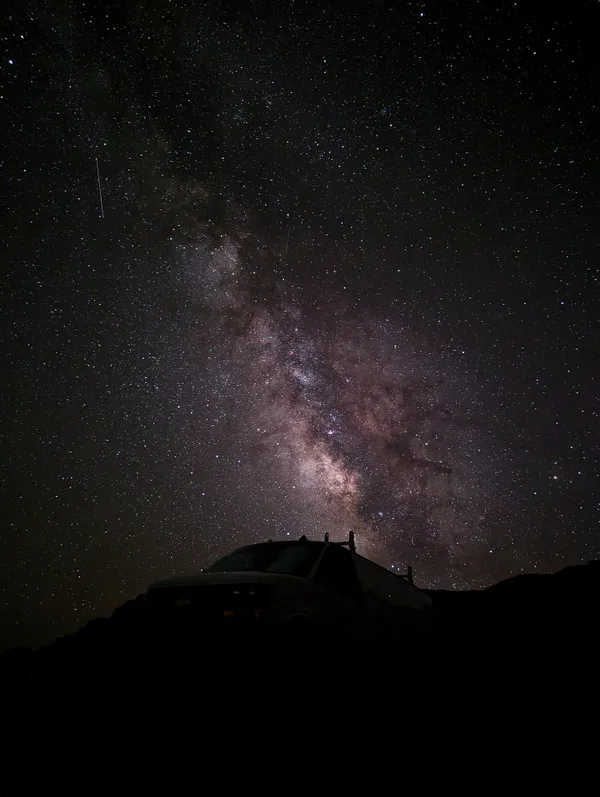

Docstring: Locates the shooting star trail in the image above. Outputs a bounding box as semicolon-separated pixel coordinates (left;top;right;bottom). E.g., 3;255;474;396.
284;222;291;266
95;157;104;219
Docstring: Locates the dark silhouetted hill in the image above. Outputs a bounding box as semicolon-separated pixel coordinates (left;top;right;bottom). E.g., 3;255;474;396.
426;560;600;665
2;559;599;719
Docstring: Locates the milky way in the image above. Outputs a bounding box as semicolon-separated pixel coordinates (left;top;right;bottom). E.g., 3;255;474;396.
2;0;598;650
172;228;512;578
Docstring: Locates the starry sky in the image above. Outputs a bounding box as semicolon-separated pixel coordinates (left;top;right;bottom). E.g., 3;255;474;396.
1;0;598;650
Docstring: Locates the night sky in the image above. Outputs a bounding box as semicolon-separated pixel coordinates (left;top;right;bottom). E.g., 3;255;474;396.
1;0;598;650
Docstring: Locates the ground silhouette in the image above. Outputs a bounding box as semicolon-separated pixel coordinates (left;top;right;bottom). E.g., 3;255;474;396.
3;560;599;719
426;560;600;667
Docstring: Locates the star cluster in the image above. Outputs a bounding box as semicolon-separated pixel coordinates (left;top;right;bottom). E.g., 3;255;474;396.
1;0;598;650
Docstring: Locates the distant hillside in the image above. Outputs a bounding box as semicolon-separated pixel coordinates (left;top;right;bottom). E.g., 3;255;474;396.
426;560;600;662
2;560;599;696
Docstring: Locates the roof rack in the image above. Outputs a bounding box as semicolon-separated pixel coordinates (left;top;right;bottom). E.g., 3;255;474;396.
323;532;414;584
323;530;356;554
299;533;414;584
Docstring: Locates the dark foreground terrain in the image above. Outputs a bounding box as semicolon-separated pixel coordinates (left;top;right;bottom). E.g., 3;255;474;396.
427;559;600;666
2;560;599;718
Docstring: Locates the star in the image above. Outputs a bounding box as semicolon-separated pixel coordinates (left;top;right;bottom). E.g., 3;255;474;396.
0;0;597;652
